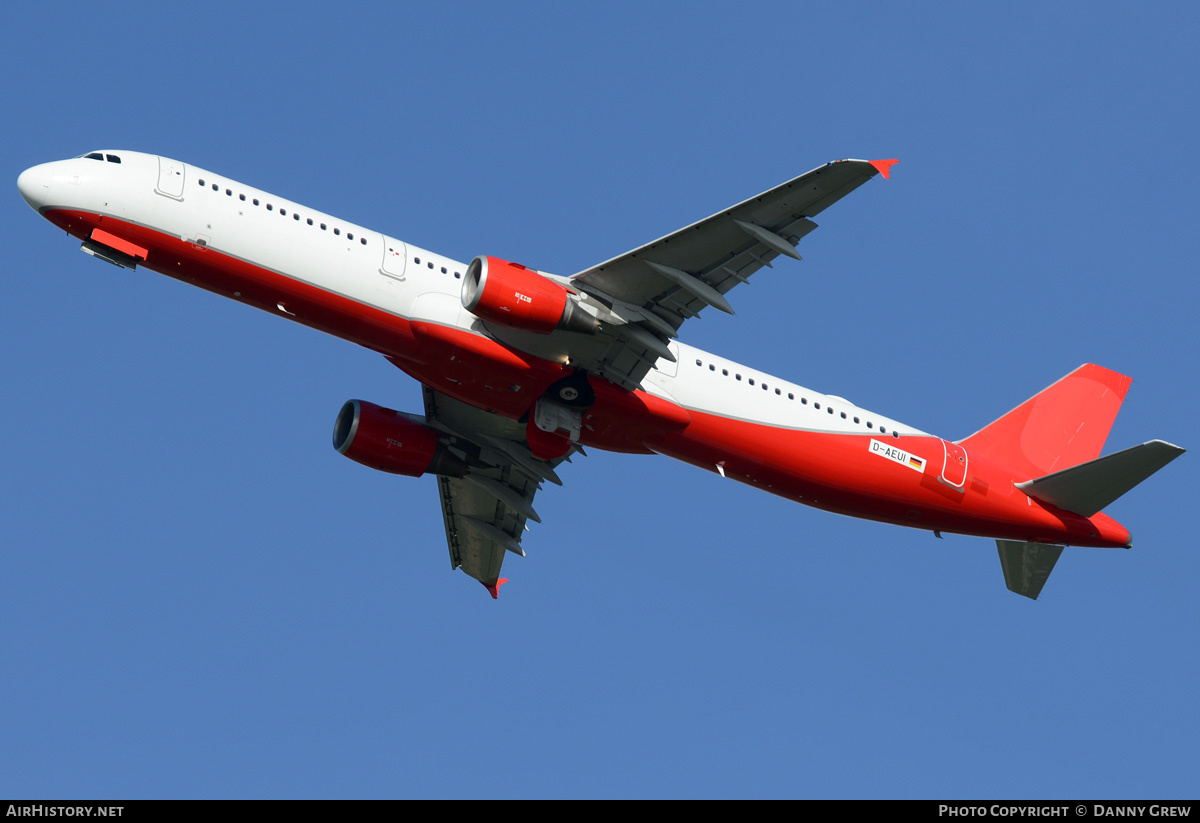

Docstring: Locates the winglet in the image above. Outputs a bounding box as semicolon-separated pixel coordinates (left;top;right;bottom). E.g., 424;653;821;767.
482;578;509;599
869;159;899;179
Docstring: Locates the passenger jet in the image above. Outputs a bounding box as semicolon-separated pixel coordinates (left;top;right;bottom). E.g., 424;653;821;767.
17;151;1183;599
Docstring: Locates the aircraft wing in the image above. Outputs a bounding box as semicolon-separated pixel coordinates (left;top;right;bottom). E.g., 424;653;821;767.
422;386;577;598
565;158;896;389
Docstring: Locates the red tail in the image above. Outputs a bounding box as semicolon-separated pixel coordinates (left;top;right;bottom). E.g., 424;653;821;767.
960;364;1132;480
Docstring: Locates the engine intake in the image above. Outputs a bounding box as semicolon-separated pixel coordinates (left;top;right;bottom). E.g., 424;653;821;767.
462;255;597;335
333;400;467;477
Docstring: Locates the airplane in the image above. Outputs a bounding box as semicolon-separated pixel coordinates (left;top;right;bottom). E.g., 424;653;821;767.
17;151;1184;600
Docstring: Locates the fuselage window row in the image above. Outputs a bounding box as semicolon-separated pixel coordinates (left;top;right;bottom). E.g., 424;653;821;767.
694;357;889;433
196;177;368;244
414;257;462;279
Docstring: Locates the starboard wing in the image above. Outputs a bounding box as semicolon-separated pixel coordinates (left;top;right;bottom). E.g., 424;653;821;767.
562;159;895;389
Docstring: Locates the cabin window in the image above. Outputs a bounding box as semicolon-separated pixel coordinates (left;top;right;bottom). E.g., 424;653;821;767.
853;417;860;424
454;272;461;279
348;233;355;240
239;194;246;201
267;204;273;211
361;237;367;245
722;369;728;376
320;223;326;230
212;184;219;191
709;365;715;372
736;374;742;381
880;427;887;434
334;228;340;235
280;209;287;216
828;407;834;414
867;422;873;429
441;266;447;273
253;198;260;206
307;218;313;225
814;402;820;410
226;188;232;196
749;378;755;386
788;393;794;400
198;179;205;186
775;389;781;395
695;359;702;366
841;412;847;419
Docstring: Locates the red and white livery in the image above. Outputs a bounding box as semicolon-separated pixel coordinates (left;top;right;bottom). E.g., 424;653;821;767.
17;151;1183;599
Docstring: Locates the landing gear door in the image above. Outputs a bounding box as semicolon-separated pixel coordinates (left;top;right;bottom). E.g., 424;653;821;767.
155;157;186;200
940;439;968;490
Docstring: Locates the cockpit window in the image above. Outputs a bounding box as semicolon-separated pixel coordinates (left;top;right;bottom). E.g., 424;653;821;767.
84;153;104;161
106;154;121;164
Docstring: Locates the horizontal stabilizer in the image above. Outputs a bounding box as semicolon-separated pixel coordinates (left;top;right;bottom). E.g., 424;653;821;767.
997;541;1064;600
1016;440;1185;517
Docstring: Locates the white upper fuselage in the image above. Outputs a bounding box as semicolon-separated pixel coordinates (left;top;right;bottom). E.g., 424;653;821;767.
17;150;923;441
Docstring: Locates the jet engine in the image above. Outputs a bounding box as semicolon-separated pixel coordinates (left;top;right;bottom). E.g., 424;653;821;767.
332;400;467;477
462;255;597;335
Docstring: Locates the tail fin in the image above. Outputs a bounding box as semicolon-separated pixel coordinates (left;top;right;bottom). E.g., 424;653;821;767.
1016;440;1185;517
960;364;1132;479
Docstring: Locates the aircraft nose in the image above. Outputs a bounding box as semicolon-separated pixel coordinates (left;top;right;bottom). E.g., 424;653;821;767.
17;163;51;211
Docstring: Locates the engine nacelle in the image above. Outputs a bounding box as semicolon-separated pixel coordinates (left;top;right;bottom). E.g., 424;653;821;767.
462;255;597;335
332;400;466;477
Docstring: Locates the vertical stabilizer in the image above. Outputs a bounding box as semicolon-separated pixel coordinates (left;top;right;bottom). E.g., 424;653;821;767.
960;364;1131;479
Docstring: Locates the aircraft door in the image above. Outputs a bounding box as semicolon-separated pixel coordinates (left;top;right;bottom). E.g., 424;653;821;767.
155;157;186;200
380;237;407;281
940;439;968;489
657;341;679;377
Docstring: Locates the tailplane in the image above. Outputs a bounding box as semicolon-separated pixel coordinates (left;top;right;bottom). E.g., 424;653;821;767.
1016;440;1185;517
961;364;1131;479
996;541;1063;600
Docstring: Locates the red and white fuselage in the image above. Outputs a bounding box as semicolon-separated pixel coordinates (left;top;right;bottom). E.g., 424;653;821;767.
19;150;1157;596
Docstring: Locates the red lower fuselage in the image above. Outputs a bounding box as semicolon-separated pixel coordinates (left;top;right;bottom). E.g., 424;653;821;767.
40;204;1131;551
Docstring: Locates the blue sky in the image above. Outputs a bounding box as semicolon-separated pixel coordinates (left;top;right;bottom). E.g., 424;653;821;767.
2;1;1197;799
